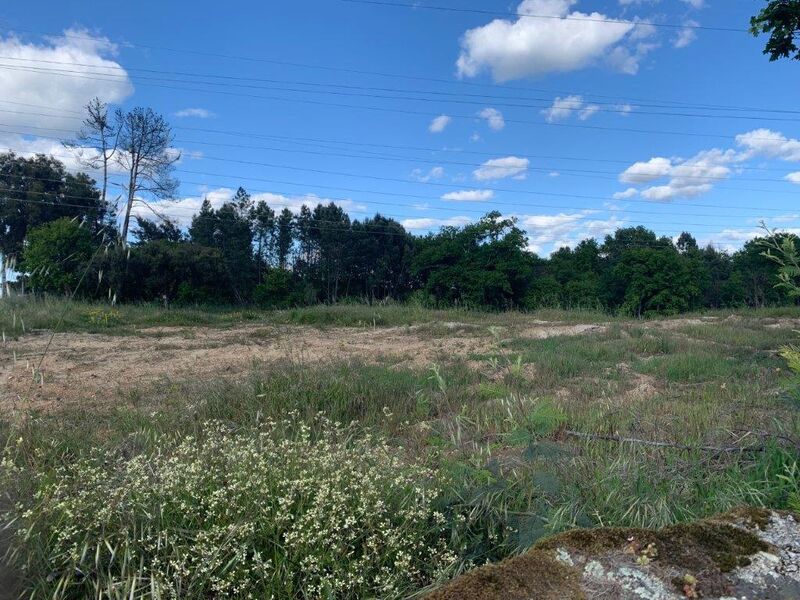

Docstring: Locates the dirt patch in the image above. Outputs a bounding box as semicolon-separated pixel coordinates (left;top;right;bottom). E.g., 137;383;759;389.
616;362;661;403
644;317;718;330
0;321;606;411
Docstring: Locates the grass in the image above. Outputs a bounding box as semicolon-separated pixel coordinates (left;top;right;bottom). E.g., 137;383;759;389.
0;296;614;338
2;299;800;597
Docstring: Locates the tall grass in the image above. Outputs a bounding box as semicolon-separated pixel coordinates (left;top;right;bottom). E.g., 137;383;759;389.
3;301;800;597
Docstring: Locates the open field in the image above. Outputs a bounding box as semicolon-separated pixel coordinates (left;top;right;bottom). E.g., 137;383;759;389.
2;299;800;597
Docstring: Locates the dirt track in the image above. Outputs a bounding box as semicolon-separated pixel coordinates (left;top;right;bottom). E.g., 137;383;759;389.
1;322;605;411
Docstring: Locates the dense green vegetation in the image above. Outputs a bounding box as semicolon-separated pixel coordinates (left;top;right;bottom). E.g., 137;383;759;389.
2;152;797;315
2;303;800;597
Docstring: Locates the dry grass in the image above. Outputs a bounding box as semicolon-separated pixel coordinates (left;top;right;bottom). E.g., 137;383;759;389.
2;299;800;597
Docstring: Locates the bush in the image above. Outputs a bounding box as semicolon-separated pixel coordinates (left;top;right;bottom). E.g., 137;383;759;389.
253;269;301;308
22;218;96;295
1;417;456;599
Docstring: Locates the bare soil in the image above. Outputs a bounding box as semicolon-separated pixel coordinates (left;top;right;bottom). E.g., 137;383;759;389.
1;321;606;411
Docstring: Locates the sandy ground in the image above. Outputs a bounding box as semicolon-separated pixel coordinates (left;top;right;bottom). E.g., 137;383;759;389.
1;321;606;411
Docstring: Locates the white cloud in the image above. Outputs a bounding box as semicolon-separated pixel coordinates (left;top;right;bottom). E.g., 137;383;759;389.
0;133;93;173
0;28;133;132
473;156;529;181
541;95;584;122
411;166;445;182
429;115;451;133
523;211;622;254
470;132;482;142
549;171;560;177
772;213;800;223
619;149;744;201
673;20;698;48
456;0;653;81
174;108;214;119
613;187;638;199
579;104;600;120
618;129;800;202
401;216;473;230
523;211;591;229
682;0;704;8
616;103;634;116
620;157;674;183
645;149;740;201
736;129;800;162
441;189;495;201
541;95;605;122
133;188;366;227
478;107;505;130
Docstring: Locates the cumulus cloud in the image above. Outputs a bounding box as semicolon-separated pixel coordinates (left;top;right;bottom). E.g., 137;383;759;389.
429;115;451;133
457;0;655;81
620;156;674;184
478;107;505;130
411;166;445;182
473;156;529;181
0;132;95;173
736;129;800;162
133;188;366;227
523;211;623;254
401;216;473;230
625;149;741;201
616;129;800;201
174;108;214;119
613;187;638;199
0;28;133;132
541;95;584;122
540;95;608;122
441;189;494;201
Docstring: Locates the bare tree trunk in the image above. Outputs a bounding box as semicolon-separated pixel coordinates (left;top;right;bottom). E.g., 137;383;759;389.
121;186;135;245
0;254;7;298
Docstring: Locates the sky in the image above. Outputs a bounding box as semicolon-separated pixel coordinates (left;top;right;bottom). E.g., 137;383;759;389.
1;0;799;255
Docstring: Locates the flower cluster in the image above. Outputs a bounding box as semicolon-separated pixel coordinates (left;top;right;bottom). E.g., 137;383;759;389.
2;417;457;598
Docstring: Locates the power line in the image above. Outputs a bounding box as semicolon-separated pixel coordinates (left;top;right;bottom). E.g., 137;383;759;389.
340;0;747;33
1;55;798;118
0;65;786;142
5;62;800;125
3;143;800;217
0;170;787;224
3;120;797;186
1;193;775;245
7;22;786;144
4;115;800;196
3;119;798;179
2;167;793;233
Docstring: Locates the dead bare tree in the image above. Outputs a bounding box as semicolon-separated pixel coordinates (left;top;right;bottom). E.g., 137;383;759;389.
115;107;179;245
63;97;119;209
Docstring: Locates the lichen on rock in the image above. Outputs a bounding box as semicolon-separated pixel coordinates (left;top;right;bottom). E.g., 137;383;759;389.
423;509;800;600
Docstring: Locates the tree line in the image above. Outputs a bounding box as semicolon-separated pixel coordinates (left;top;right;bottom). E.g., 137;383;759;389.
2;151;796;315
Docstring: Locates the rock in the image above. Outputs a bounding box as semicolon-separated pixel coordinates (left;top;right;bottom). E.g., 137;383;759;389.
424;509;800;600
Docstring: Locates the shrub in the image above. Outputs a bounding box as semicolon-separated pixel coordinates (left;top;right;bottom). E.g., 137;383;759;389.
253;269;301;308
2;417;457;599
21;218;96;295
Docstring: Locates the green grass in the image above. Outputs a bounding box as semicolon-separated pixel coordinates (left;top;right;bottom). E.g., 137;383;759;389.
0;296;617;338
2;300;800;597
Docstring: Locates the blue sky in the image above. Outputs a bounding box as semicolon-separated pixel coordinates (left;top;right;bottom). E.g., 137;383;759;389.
1;0;799;254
